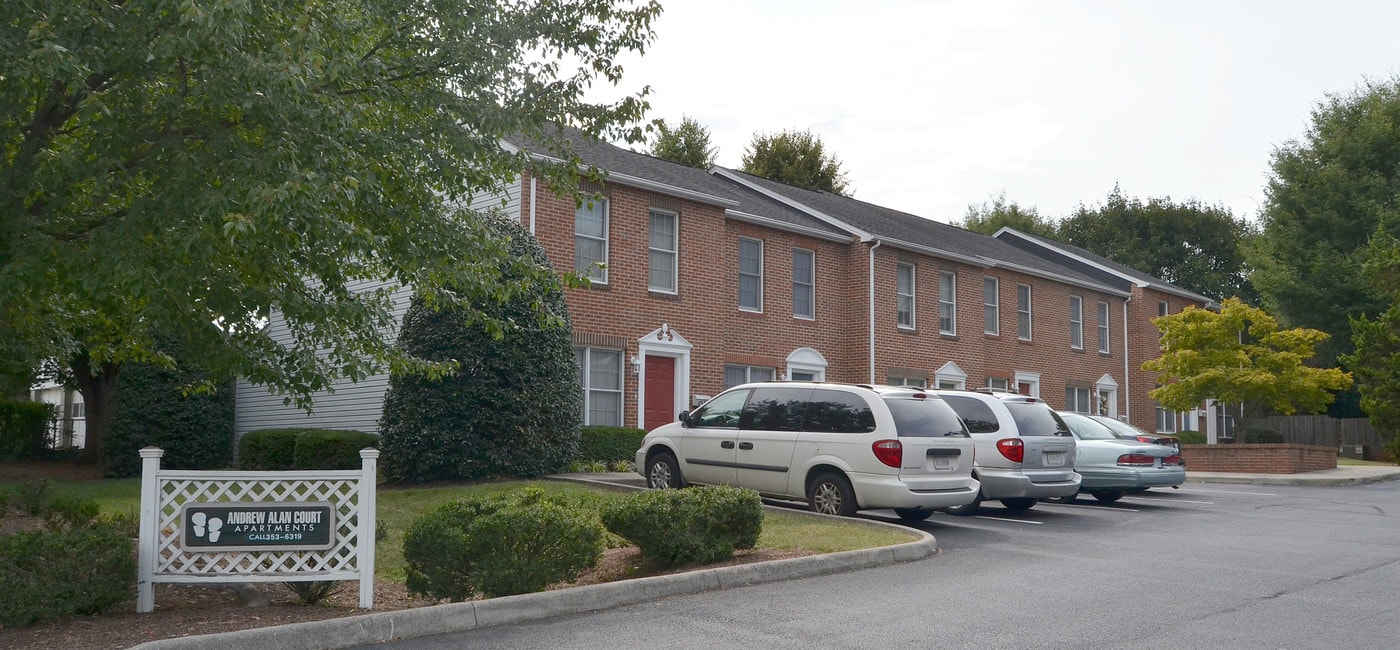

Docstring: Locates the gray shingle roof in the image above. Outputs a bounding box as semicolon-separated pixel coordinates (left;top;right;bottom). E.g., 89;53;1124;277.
994;229;1213;303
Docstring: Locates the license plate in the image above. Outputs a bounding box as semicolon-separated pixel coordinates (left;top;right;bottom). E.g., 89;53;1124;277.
932;456;953;471
1044;452;1065;467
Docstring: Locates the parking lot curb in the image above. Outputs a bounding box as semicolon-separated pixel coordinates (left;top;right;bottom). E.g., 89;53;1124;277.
130;486;935;650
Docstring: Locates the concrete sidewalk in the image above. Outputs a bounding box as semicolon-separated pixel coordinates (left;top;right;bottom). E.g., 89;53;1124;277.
132;465;1400;650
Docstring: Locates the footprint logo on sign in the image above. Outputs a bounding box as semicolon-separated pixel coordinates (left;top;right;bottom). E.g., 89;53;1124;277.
192;512;207;537
207;518;223;542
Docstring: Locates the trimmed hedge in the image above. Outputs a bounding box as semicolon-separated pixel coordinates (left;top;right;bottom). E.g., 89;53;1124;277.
0;523;136;626
600;485;763;568
1176;431;1207;445
578;426;647;462
403;488;604;600
1242;428;1286;444
0;400;52;460
239;428;379;470
104;347;235;477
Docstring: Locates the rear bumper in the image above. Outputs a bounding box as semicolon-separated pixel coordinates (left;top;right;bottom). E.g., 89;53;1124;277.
976;468;1082;499
1078;466;1186;491
850;474;982;510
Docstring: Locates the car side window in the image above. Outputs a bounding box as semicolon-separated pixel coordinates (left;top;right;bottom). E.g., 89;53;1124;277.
807;389;876;433
740;387;813;431
687;389;750;428
940;395;1000;433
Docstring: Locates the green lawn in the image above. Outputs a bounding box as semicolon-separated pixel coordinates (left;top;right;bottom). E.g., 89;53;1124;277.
1337;457;1398;467
1;476;917;583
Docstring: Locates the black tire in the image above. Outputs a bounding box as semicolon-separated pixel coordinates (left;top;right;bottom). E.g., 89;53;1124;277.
645;451;684;489
1000;498;1038;513
807;472;858;516
944;494;982;516
1092;489;1126;503
893;507;934;522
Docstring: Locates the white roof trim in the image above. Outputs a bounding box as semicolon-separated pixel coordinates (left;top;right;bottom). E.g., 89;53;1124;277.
724;210;854;243
711;167;874;241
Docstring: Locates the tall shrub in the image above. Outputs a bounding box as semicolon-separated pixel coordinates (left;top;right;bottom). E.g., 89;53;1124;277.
380;214;581;483
104;342;235;477
0;400;52;459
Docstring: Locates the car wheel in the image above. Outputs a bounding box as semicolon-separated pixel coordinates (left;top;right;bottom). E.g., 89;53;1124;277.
893;508;934;522
807;472;858;517
944;494;982;516
1044;491;1079;504
645;452;684;489
1000;498;1037;513
1092;489;1126;503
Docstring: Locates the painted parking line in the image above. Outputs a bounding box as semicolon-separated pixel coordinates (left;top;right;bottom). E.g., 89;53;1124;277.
972;515;1044;525
1175;488;1277;497
1124;497;1215;505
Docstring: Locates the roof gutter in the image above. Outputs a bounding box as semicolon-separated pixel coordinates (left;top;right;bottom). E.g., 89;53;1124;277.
1123;292;1132;424
869;239;883;383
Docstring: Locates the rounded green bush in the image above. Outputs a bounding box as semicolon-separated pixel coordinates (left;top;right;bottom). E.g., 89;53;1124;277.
403;488;605;601
600;485;763;568
0;523;136;626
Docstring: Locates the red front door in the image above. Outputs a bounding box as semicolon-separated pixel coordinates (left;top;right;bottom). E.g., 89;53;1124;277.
644;356;677;431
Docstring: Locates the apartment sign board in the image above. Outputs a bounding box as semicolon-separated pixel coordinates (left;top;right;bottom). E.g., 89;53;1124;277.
181;502;335;551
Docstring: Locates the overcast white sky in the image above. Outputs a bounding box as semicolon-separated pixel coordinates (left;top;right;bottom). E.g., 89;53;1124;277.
602;0;1400;223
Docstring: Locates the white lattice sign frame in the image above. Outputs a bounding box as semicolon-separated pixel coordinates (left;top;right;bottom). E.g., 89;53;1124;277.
136;447;379;613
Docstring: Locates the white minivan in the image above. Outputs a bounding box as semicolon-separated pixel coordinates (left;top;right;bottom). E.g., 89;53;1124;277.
933;390;1082;514
636;382;980;521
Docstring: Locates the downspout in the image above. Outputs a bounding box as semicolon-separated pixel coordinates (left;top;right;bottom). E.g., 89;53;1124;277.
529;176;538;235
868;239;883;383
1122;292;1132;423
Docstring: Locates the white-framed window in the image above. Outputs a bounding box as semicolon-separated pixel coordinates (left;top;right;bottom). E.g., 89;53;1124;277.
897;262;916;329
738;237;764;312
1017;284;1032;340
986;377;1009;391
983;277;999;335
1065;386;1093;413
724;364;775;389
1069;295;1083;350
71;401;85;418
1159;300;1170;317
1155;403;1178;433
574;197;608;283
648;209;678;293
939;271;956;335
1097;301;1110;353
792;248;815;320
887;374;927;388
575;347;622;426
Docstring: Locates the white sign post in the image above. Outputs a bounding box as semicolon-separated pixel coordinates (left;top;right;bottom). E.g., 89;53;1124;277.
136;447;379;613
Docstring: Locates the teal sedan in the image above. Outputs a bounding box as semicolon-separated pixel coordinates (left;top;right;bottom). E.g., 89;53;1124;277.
1052;413;1186;503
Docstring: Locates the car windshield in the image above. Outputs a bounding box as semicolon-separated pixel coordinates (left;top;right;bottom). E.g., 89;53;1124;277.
1062;413;1119;440
1091;416;1151;439
883;396;969;438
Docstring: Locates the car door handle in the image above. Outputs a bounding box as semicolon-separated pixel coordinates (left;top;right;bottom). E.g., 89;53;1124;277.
721;441;735;449
738;442;754;450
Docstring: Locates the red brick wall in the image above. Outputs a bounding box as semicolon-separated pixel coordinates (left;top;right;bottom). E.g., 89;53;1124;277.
1181;444;1338;473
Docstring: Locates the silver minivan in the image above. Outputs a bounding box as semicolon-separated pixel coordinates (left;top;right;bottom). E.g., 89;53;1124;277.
933;390;1082;514
637;382;980;521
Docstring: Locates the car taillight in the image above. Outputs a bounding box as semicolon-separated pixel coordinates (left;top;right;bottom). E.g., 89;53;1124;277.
1117;454;1156;467
1162;455;1182;466
1134;436;1153;443
872;439;903;468
996;438;1024;463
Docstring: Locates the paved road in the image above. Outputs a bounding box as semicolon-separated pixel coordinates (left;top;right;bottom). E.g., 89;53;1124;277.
371;482;1400;649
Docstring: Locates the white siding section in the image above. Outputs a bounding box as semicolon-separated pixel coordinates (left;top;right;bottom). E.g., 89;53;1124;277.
233;179;524;447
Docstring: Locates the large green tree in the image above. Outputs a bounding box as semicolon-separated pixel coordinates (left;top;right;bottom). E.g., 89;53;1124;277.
0;0;659;469
1343;233;1400;456
740;128;850;195
1249;77;1400;365
957;192;1058;238
648;115;717;169
1059;187;1255;303
1143;298;1352;428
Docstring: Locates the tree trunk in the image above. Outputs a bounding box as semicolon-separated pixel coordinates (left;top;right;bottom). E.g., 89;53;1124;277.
71;351;122;472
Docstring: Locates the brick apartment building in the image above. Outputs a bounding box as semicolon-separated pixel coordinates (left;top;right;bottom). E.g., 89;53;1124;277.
234;132;1226;442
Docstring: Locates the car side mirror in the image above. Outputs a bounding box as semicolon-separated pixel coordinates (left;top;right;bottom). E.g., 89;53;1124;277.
678;410;690;426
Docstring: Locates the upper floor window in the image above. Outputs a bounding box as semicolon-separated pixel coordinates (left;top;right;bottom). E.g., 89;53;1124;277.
897;263;916;329
1017;284;1032;340
983;277;999;335
1158;300;1170;317
738;237;764;312
1097;301;1110;353
793;248;815;319
648;209;678;293
939;271;956;335
1069;295;1083;350
574;198;608;283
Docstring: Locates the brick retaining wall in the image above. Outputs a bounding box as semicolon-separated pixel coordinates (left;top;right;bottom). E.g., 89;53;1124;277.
1181;443;1337;473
